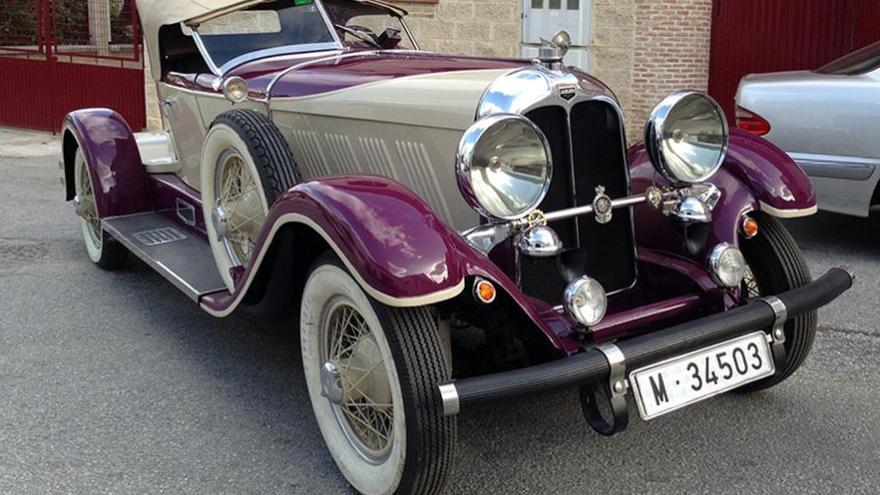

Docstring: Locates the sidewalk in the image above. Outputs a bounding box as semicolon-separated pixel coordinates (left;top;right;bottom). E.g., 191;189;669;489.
0;126;60;158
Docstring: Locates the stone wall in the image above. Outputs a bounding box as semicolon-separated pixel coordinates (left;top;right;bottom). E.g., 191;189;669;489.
401;0;523;58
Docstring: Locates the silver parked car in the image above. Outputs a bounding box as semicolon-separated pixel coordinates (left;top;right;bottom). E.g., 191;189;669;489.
736;41;880;217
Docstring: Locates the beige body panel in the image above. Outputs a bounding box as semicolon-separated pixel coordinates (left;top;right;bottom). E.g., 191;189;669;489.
160;82;266;188
269;69;515;229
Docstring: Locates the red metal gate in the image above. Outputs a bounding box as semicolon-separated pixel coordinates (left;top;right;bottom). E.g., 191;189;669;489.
708;0;880;122
0;0;145;132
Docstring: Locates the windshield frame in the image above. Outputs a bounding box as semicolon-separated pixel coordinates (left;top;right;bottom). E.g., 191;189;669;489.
189;0;417;76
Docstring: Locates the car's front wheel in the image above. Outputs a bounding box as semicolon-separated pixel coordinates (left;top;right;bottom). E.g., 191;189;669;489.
739;212;816;391
300;254;456;495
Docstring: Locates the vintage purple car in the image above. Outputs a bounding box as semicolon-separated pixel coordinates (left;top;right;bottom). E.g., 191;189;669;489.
60;0;852;493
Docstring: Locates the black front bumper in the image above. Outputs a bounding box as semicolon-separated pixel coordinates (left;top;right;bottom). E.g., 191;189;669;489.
438;267;854;416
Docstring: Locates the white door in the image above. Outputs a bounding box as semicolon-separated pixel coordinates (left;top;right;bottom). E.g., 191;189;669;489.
522;0;590;71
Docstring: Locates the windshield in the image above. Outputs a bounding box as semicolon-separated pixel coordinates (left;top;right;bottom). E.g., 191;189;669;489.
193;0;415;73
195;0;336;70
816;41;880;76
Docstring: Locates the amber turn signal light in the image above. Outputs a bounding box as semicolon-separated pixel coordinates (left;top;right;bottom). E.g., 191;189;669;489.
473;278;497;304
742;216;759;238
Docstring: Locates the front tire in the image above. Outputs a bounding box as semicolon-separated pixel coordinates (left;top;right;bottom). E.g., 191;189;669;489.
739;212;816;391
300;254;455;495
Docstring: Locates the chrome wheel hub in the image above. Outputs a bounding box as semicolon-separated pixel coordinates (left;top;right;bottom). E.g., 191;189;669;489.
212;202;230;240
214;149;266;268
320;361;344;405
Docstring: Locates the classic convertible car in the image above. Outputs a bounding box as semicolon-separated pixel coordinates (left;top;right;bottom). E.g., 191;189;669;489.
60;0;852;493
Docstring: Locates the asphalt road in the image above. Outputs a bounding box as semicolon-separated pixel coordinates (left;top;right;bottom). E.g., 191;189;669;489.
1;131;878;494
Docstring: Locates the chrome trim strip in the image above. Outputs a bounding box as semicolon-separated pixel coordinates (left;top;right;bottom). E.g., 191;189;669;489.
762;296;787;344
190;30;221;76
218;43;341;75
314;0;344;47
540;193;649;223
796;159;876;181
438;383;460;416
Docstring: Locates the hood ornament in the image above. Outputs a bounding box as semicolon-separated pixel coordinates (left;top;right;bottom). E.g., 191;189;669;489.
537;30;571;71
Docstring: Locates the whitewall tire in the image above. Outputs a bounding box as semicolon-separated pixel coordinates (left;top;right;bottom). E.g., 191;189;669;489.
300;254;455;495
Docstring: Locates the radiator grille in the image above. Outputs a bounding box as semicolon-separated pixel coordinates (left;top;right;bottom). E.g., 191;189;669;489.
521;101;637;304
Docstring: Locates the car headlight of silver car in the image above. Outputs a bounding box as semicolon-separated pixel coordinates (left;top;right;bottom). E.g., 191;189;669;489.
645;91;729;184
456;114;552;221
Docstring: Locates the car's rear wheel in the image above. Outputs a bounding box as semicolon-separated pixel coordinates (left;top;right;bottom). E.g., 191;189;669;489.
300;254;456;495
201;109;298;290
73;149;127;269
738;212;816;391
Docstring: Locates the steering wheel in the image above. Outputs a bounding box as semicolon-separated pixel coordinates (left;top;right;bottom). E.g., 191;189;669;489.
334;24;380;48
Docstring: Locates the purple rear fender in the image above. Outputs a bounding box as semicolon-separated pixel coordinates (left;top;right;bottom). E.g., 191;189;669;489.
61;109;152;216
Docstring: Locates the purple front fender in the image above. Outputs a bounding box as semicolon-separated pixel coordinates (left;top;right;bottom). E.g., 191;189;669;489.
629;130;817;260
200;176;579;352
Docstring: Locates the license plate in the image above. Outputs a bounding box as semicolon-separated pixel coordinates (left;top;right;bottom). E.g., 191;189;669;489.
630;332;775;420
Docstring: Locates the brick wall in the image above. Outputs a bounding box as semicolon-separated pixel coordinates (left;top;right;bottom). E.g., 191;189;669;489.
630;0;713;136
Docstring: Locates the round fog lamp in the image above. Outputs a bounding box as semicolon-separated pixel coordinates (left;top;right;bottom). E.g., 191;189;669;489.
563;276;607;328
709;243;746;288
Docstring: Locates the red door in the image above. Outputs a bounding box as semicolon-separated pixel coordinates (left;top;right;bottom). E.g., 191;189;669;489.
0;0;145;132
708;0;880;122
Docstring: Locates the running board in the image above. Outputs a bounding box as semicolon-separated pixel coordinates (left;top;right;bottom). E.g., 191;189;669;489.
102;213;227;301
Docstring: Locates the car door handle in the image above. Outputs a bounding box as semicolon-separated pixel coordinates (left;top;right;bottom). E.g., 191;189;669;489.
163;98;174;109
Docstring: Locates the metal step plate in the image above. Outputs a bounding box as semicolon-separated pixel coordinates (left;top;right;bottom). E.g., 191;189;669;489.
102;213;227;301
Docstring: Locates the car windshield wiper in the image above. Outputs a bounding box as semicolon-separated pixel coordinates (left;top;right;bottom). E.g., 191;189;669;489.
334;24;381;48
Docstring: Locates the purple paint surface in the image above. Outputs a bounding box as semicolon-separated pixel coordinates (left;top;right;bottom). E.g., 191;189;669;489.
63;109;152;218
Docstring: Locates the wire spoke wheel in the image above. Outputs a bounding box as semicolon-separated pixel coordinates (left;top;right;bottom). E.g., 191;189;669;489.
301;256;455;494
215;150;267;268
322;301;395;463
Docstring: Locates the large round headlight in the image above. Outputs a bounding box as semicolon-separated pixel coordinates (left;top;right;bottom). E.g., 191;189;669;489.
457;114;552;221
645;91;729;184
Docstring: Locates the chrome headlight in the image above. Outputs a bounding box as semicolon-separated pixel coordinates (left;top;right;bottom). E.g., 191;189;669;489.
645;91;729;184
457;114;552;221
